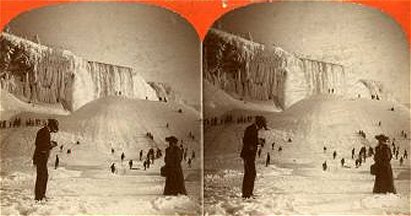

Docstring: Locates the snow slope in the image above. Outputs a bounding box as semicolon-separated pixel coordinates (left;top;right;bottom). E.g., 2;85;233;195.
204;96;410;215
1;96;201;215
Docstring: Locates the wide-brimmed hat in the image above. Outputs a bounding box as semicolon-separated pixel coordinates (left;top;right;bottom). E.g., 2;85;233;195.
165;136;178;144
375;134;389;142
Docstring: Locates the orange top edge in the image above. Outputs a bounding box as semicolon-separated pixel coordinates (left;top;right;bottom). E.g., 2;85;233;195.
0;0;410;44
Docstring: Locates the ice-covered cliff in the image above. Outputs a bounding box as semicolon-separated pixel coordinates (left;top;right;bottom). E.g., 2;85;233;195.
0;32;158;111
203;29;346;109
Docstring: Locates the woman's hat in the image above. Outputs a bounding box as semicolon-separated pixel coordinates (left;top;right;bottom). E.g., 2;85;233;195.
165;136;178;143
47;119;59;132
375;134;389;142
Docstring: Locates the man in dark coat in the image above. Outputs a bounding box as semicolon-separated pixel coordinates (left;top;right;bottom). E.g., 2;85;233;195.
163;136;187;195
240;116;267;199
32;119;59;201
373;134;396;194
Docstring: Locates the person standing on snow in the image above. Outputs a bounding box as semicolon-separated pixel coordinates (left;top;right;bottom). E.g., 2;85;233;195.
240;116;267;199
163;136;187;195
32;119;59;201
372;134;396;194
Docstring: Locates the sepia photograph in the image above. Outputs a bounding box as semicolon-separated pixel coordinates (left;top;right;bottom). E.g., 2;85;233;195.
203;1;410;215
0;2;201;215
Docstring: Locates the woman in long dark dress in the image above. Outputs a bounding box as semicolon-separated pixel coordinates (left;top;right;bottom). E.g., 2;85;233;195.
373;134;396;194
163;136;187;195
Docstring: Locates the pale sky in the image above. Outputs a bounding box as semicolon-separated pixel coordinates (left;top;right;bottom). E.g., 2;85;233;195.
214;1;410;103
6;2;201;105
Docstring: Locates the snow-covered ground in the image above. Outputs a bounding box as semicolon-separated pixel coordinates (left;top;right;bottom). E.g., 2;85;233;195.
204;96;410;215
1;96;201;215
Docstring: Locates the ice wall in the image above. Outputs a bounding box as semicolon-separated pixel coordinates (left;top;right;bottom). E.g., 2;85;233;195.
203;29;346;109
0;32;157;111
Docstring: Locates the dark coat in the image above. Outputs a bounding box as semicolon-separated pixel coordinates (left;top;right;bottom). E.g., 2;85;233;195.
240;124;258;161
373;143;396;194
163;146;187;195
33;127;52;164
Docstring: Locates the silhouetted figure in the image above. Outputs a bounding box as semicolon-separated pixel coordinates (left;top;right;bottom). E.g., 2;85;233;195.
121;152;125;161
373;134;396;194
166;123;169;128
288;138;292;143
191;151;195;159
129;160;133;169
352;148;355;159
76;141;80;145
390;107;394;111
146;158;151;169
258;148;262;158
404;150;408;159
183;150;187;161
139;150;143;161
378;121;381;126
188;158;192;168
278;146;283;152
143;161;147;170
32;119;59;201
54;155;59;169
240;116;267;199
67;149;71;154
323;146;327;153
333;151;337;159
111;148;115;154
266;153;270;167
110;163;116;174
60;145;63;152
322;161;327;171
163;136;187;196
272;142;275;150
340;158;345;167
355;157;362;168
178;109;182;113
399;157;404;166
395;150;399;160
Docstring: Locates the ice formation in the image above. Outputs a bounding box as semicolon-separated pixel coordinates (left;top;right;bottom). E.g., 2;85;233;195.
0;32;158;111
203;28;346;109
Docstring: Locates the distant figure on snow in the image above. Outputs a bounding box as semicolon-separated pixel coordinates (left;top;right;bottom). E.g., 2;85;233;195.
323;146;327;153
258;148;262;158
404;150;408;159
67;149;71;154
54;155;59;169
322;161;327;171
76;141;80;145
340;158;345;167
333;151;337;159
352;148;355;159
143;161;147;170
266;153;270;167
110;163;116;174
372;134;396;194
129;160;133;169
139;150;143;161
163;136;187;196
111;148;115;154
188;158;192;168
272;142;275;150
399;157;404;166
32;119;59;201
121;152;125;161
60;145;63;152
240;116;267;199
278;146;283;152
